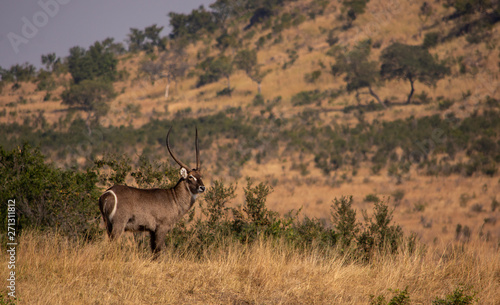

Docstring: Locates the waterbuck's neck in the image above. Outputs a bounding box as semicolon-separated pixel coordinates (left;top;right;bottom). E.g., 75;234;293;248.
172;179;195;214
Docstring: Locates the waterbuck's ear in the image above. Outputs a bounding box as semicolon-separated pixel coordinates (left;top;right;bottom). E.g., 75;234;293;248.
180;167;188;179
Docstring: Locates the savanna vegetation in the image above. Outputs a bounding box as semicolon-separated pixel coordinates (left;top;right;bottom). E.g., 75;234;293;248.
1;0;500;303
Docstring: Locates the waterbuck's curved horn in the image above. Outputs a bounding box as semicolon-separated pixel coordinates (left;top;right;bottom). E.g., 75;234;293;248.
195;127;200;170
166;127;190;170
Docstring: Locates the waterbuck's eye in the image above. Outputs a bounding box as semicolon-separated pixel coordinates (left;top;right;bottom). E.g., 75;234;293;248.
189;175;197;181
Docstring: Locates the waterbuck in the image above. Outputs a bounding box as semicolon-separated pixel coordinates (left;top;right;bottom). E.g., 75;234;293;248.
98;128;205;254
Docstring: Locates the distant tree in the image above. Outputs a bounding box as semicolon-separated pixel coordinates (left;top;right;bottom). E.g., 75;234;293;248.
210;0;232;29
245;7;273;29
36;70;56;92
418;2;433;24
211;0;248;19
196;56;228;88
0;63;37;85
144;24;166;51
127;25;165;53
66;46;88;82
101;37;126;55
216;29;239;52
444;0;498;16
234;49;257;75
216;55;233;91
0;66;6;81
138;45;189;99
331;39;386;108
41;52;61;71
234;49;268;94
341;0;370;28
422;32;439;49
139;59;164;85
67;40;117;84
380;43;449;104
127;28;146;52
61;79;115;134
168;6;217;40
168;13;189;39
162;47;189;99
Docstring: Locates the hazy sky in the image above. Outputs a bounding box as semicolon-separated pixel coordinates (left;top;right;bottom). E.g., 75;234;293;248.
0;0;213;69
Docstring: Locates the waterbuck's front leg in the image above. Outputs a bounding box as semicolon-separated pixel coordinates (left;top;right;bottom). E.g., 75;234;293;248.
151;226;171;254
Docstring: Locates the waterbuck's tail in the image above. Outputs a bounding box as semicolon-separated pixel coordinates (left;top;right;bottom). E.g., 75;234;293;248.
99;188;118;236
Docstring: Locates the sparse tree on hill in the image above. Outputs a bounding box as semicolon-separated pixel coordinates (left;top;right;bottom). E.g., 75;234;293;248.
139;59;164;85
41;52;61;72
61;80;115;135
216;55;233;91
127;28;146;52
234;49;268;94
162;46;189;99
331;39;386;108
101;37;126;55
67;41;117;84
144;24;166;52
168;6;217;41
380;43;449;104
216;29;239;52
196;55;232;88
0;62;36;83
127;25;165;53
138;44;189;99
210;0;232;29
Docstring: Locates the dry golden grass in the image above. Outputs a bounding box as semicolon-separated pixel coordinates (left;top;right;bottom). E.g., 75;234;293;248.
6;230;500;304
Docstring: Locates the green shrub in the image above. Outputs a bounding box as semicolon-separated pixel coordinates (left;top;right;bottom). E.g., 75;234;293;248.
371;287;410;305
36;70;56;91
331;196;358;248
216;87;233;97
0;144;101;240
326;29;339;46
423;32;439;49
252;94;265;106
201;180;236;226
241;178;276;226
291;90;324;106
438;99;455;110
491;198;499;212
365;194;380;203
392;190;405;204
304;70;322;83
432;286;476;305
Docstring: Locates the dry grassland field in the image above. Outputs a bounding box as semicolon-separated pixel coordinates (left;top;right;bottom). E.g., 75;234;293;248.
1;0;500;304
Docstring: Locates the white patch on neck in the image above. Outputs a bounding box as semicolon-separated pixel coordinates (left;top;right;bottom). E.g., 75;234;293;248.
185;182;198;201
104;190;118;220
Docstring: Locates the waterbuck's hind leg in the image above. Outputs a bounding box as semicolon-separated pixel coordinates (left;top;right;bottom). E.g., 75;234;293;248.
102;217;113;237
109;220;126;240
149;230;157;253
